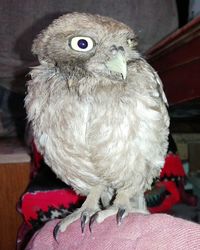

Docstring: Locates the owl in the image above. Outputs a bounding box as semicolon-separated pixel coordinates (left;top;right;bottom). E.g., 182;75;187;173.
25;12;169;239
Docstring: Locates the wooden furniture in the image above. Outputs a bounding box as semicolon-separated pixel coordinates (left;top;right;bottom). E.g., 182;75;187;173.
0;139;30;250
147;16;200;106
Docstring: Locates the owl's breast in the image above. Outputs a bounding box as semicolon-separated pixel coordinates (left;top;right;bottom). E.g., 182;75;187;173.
32;84;168;194
35;91;138;191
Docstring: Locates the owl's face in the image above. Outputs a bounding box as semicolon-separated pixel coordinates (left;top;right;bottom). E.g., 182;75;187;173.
33;13;140;81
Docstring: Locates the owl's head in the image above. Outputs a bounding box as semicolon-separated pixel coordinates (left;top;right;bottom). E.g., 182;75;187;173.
32;12;140;81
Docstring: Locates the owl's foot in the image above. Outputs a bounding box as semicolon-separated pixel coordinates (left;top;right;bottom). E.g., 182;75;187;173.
81;209;99;233
53;208;98;241
95;206;148;224
88;205;149;232
53;185;105;242
89;192;149;230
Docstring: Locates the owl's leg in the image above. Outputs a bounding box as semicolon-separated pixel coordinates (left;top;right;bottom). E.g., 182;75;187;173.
94;190;149;225
130;193;149;214
53;184;105;241
100;187;114;208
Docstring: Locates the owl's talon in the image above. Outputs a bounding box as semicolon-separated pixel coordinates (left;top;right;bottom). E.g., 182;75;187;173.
89;212;98;232
53;222;61;243
81;211;89;233
117;208;126;225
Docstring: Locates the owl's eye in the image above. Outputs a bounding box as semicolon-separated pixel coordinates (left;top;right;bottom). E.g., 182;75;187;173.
69;36;94;52
127;38;135;48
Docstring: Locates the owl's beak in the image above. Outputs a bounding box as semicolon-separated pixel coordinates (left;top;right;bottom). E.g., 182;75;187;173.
105;51;127;80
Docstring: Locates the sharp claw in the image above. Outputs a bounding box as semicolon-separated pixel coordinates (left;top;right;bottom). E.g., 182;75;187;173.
53;222;60;243
81;212;88;233
89;213;98;233
117;208;126;225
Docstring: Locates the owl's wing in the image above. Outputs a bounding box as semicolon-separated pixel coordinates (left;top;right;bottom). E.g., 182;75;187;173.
136;58;168;106
150;68;168;106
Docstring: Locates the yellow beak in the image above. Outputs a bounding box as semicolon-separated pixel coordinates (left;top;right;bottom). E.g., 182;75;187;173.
105;51;127;80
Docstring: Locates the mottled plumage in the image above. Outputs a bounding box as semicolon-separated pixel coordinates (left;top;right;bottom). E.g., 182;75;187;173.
25;12;169;236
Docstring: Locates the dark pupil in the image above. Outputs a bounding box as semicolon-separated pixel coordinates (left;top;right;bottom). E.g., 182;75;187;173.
77;39;88;49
